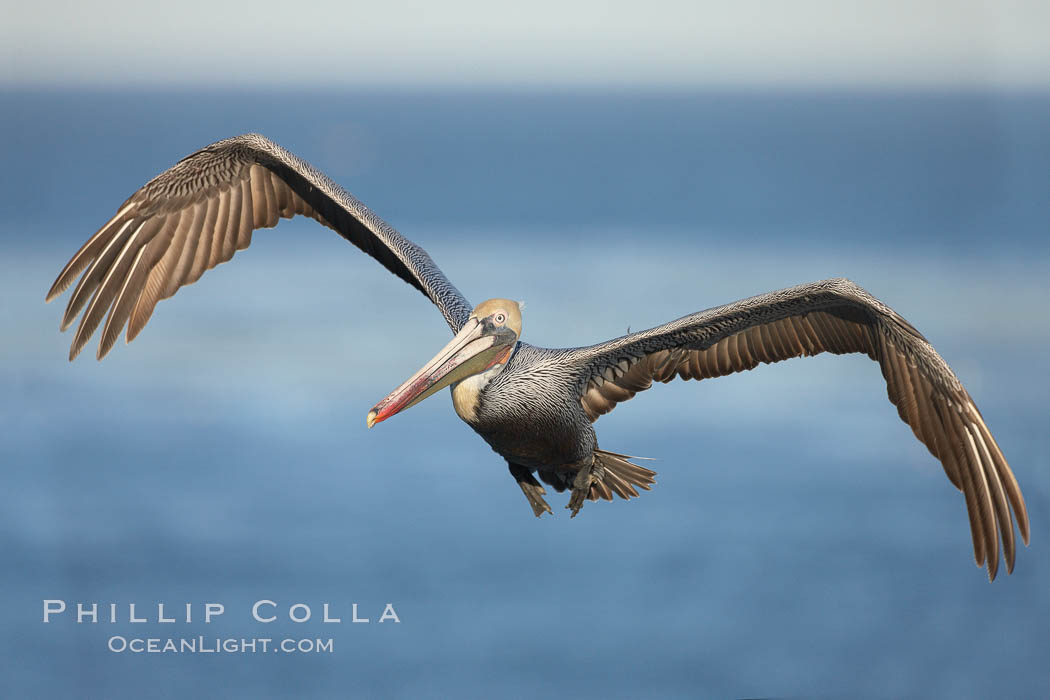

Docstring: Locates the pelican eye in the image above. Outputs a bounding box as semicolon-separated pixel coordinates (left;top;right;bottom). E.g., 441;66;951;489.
493;313;506;325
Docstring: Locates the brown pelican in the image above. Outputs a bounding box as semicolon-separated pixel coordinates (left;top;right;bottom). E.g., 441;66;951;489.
46;134;1029;581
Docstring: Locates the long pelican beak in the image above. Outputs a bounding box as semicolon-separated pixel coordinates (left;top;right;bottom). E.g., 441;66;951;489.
366;318;511;428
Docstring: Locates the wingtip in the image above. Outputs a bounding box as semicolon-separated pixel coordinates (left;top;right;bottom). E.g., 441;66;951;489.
126;319;144;344
45;273;73;304
59;308;79;332
1019;512;1031;546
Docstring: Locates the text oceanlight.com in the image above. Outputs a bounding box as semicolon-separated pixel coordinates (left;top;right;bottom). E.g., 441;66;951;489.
107;636;334;654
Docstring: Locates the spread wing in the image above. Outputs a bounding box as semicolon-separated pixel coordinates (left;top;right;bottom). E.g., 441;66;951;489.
46;133;472;360
570;278;1028;580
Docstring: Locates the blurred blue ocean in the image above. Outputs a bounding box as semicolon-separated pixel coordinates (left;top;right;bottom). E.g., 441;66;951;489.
1;89;1049;698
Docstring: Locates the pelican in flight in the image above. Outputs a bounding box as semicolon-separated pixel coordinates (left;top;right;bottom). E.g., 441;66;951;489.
47;134;1029;580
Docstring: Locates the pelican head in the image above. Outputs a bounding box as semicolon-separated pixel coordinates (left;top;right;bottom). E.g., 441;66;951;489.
366;298;523;428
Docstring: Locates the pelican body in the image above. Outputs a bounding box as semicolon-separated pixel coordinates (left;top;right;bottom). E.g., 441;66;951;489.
47;134;1029;581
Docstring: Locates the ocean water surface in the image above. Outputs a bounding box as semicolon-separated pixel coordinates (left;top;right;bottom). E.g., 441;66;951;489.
1;89;1048;698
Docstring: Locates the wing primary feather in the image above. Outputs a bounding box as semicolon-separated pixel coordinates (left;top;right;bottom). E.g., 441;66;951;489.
128;212;183;342
97;246;148;359
98;218;167;357
962;421;1000;580
948;404;997;575
936;400;987;568
970;423;1015;573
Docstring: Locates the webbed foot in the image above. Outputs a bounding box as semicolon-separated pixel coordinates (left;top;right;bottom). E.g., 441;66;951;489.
566;462;605;518
508;463;553;517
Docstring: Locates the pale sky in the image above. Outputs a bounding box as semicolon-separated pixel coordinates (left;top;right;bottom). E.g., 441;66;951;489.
3;0;1049;88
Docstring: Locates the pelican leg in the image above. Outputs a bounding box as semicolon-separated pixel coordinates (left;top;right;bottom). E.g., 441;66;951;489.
566;462;605;518
508;463;553;517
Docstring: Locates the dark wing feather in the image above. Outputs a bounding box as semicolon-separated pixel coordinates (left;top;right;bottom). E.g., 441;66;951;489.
47;134;472;360
571;278;1028;581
